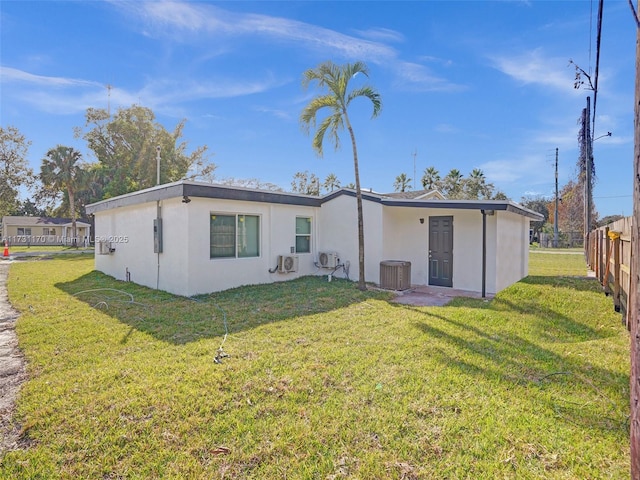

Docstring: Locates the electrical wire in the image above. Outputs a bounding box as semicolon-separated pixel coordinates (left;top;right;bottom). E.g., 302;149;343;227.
73;287;230;364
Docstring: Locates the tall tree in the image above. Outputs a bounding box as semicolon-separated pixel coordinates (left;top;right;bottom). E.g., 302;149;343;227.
323;172;341;192
421;166;440;190
441;169;464;198
40;146;83;246
521;195;550;242
0;125;34;217
300;61;381;290
393;173;412;192
464;168;493;199
291;170;320;195
80;105;215;198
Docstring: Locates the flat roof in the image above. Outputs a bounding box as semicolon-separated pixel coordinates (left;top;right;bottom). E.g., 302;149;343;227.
85;180;544;221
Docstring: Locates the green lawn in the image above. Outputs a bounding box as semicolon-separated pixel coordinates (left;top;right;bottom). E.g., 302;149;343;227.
0;253;629;479
7;245;93;253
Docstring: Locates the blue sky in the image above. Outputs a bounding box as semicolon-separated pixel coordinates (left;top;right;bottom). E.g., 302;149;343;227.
1;0;636;218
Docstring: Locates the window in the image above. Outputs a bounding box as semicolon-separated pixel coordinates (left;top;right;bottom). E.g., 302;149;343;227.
210;214;260;259
295;217;311;253
17;228;31;236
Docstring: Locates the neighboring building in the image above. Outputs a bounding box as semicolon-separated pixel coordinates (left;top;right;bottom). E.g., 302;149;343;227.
1;216;92;247
85;180;543;297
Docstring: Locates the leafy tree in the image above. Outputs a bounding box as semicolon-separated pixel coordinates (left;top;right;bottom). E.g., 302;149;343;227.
80;105;215;198
40;146;83;246
441;169;464;198
291;170;320;195
218;177;283;192
0;125;35;217
300;60;381;290
521;195;550;241
344;182;356;189
323;173;341;192
11;198;48;217
463;168;494;199
421;166;440;190
597;214;624;227
393;173;412;192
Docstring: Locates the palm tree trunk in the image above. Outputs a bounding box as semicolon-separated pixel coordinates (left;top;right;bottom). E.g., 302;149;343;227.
345;114;366;291
69;187;77;248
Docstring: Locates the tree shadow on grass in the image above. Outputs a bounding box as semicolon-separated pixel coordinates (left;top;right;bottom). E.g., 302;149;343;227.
56;271;391;346
520;274;603;293
393;300;629;435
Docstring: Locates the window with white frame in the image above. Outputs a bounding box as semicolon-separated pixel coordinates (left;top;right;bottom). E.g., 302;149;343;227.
210;214;260;259
17;228;31;236
295;217;311;253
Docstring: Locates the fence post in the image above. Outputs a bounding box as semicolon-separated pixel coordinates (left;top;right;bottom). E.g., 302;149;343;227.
604;227;610;292
610;231;621;312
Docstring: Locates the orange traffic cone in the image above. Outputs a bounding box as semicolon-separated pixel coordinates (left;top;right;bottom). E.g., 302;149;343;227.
3;241;9;258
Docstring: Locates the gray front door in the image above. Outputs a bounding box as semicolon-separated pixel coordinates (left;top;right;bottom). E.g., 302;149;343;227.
429;216;453;287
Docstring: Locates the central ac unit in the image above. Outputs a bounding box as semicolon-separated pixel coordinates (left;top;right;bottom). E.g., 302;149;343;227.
278;255;298;273
318;251;339;268
97;240;112;255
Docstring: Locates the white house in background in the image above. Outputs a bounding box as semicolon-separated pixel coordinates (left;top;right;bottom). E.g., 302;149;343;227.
1;216;92;247
85;180;543;297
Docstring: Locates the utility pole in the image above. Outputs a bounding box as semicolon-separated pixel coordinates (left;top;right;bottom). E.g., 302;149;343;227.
554;148;559;248
585;97;593;241
630;1;640;474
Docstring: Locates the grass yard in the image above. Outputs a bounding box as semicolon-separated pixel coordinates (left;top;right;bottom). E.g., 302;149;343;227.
7;245;93;253
0;253;629;479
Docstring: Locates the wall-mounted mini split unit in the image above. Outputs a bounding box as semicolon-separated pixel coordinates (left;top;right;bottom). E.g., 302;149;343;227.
97;240;113;255
318;252;339;269
278;255;298;273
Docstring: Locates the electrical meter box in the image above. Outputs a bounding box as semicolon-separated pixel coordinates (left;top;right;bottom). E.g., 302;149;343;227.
153;218;163;253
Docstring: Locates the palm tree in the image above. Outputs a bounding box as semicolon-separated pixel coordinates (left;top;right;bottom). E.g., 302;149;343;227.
323;172;341;192
300;61;382;290
465;168;487;199
393;173;412;192
442;168;463;199
421;166;441;190
40;145;83;247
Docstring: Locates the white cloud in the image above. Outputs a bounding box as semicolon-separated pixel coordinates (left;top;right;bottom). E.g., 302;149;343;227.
393;62;466;92
353;27;405;43
0;66;101;88
489;48;578;93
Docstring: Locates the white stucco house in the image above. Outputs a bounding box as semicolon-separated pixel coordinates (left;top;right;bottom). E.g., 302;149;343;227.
85;180;543;297
1;215;92;247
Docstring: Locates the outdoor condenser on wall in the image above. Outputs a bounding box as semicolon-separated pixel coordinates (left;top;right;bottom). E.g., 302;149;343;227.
153;218;163;253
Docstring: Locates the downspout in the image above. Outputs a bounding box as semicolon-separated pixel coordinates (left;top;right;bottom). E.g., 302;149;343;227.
481;210;487;298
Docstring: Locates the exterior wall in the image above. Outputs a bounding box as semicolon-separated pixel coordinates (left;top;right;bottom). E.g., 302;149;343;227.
495;212;530;291
89;188;535;297
380;207;501;293
381;207;429;285
316;194;384;284
94;201;189;294
184;197;320;295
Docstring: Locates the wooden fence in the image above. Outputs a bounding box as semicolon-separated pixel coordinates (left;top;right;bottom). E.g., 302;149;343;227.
586;216;632;330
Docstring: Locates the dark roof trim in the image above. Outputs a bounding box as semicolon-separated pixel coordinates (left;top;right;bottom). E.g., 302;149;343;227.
1;216;91;226
86;180;543;221
379;198;544;220
86;181;321;214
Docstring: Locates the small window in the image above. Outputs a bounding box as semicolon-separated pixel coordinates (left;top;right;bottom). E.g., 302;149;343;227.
210;214;260;259
295;217;311;253
43;228;50;235
17;228;31;236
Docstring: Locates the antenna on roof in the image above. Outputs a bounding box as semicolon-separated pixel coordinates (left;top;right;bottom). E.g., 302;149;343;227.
412;149;417;190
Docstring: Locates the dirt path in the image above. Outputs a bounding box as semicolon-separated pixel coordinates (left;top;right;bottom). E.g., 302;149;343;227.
0;260;26;453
